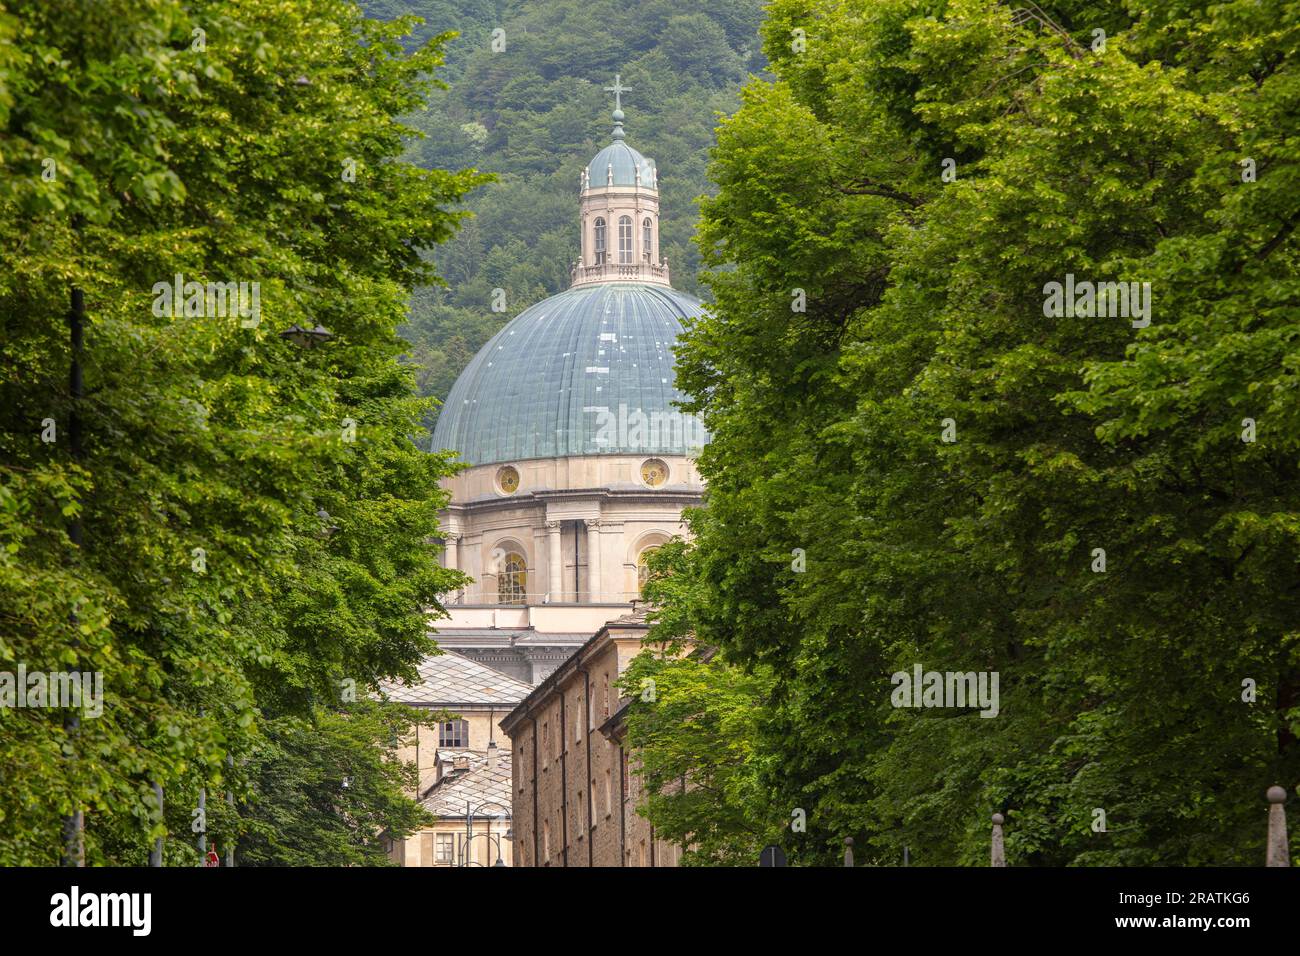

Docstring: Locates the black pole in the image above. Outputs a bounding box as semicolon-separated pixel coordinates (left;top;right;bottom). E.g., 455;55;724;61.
61;285;86;867
149;782;164;866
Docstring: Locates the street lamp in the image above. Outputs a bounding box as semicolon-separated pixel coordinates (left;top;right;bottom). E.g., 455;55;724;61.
279;323;333;348
456;830;509;867
460;800;511;867
492;827;513;868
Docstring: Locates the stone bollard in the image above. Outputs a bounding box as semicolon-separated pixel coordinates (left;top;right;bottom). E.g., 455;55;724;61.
843;837;854;868
991;812;1006;867
1266;786;1290;867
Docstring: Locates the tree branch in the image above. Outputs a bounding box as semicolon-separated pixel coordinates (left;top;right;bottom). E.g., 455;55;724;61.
835;178;924;208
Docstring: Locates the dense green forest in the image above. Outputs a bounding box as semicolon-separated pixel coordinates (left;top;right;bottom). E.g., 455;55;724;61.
358;0;768;436
626;0;1300;866
0;0;474;865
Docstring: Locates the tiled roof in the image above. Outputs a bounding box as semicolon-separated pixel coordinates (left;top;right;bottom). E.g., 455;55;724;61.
379;651;532;706
422;750;513;819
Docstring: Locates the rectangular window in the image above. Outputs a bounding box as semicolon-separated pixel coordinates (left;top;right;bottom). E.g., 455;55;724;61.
438;719;469;748
435;833;455;865
605;768;612;816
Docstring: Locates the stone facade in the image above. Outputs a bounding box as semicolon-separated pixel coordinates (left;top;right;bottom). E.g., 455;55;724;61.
381;652;529;867
426;101;705;690
410;95;700;868
387;747;513;868
439;453;701;607
499;612;680;867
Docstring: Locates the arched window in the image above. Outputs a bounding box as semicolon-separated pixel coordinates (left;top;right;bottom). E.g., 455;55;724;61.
642;218;652;261
497;552;527;604
618;216;633;264
593;218;606;264
637;546;660;595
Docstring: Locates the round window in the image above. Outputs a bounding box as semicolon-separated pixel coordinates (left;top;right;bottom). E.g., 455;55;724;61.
640;459;668;488
496;465;520;494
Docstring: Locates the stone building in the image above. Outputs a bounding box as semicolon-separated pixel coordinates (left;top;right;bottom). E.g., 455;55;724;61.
416;747;513;867
425;81;706;687
381;652;529;866
420;84;700;866
497;609;680;867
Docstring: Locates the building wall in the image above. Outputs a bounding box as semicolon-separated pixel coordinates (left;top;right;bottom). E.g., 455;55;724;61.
621;751;681;868
389;816;514;867
439;454;702;606
444;454;703;503
503;624;678;867
389;706;514;868
392;708;507;790
579;183;662;269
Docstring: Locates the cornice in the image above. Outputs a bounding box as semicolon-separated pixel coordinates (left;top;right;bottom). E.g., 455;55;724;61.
442;487;704;517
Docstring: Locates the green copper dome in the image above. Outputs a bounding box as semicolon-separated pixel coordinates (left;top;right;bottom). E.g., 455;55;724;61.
430;283;707;466
586;141;655;188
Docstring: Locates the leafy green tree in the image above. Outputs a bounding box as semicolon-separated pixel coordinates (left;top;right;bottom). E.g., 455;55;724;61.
237;701;433;867
0;0;479;865
619;541;782;865
657;0;1300;866
620;651;777;866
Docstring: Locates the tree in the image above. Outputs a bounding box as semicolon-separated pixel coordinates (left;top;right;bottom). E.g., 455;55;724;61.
656;0;1300;865
619;541;781;865
237;701;434;867
0;0;480;865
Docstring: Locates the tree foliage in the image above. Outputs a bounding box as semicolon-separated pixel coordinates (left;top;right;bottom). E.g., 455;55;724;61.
635;0;1300;865
237;701;434;867
0;0;479;865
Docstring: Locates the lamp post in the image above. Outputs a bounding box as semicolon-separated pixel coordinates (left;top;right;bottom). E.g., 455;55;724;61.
460;799;511;867
457;832;506;868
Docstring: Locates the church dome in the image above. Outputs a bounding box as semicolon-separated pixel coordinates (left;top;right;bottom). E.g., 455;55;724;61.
586;141;655;188
430;282;706;467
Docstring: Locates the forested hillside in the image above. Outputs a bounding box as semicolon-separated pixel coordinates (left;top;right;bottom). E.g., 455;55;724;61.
358;0;767;435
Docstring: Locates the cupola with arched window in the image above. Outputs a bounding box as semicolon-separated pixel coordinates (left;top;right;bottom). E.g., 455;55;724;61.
574;77;669;287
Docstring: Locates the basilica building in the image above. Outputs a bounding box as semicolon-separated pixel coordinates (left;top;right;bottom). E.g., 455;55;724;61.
390;87;703;866
426;85;706;686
